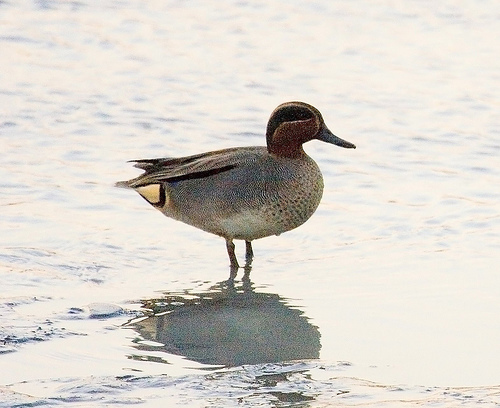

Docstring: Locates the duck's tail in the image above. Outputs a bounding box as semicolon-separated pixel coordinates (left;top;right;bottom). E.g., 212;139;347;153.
115;180;131;188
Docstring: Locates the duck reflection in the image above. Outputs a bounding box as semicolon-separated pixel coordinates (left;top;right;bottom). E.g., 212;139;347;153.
130;279;321;367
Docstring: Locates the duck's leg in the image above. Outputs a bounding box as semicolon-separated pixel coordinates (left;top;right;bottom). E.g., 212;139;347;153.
242;240;253;280
245;241;254;264
225;238;240;269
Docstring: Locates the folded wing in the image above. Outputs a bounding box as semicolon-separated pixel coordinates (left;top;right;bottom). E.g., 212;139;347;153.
116;146;266;188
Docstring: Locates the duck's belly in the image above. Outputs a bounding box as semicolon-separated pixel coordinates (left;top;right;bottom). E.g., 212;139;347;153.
217;209;288;240
216;188;322;240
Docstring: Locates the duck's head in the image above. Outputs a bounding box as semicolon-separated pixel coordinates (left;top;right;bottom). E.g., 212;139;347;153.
266;101;356;158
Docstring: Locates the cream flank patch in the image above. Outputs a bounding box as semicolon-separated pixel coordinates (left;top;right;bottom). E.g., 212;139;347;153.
136;184;164;205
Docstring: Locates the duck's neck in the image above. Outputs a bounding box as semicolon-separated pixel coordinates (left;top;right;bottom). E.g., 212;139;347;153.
268;143;306;159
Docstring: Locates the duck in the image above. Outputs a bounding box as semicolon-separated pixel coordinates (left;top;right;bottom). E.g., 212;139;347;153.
116;101;356;273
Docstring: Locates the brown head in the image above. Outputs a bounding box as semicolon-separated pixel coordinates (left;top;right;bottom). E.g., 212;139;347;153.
266;101;356;158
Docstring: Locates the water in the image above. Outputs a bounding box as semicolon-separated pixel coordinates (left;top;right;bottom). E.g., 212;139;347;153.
1;0;500;406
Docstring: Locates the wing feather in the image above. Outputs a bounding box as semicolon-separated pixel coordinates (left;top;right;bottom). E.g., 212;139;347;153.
116;146;266;188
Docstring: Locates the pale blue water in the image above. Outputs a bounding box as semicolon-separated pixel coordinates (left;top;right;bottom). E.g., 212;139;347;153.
1;0;500;406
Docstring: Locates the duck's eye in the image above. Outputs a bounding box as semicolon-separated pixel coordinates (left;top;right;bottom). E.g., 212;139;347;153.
276;106;314;124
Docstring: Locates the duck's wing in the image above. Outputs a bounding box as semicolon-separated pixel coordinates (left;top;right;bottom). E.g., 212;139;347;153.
116;146;266;188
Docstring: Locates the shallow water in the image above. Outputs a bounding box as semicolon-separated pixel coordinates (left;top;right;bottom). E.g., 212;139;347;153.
1;0;500;406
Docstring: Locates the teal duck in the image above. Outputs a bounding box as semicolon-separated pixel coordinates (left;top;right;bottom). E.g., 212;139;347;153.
116;101;356;270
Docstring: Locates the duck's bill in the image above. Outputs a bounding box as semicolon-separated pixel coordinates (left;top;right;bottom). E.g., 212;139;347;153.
318;126;356;149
